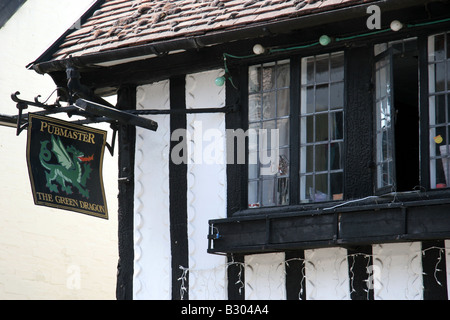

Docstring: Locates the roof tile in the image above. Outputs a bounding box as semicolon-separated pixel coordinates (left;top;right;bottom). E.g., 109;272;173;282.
51;0;373;60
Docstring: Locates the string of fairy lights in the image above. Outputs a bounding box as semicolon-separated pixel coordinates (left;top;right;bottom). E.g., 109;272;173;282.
177;245;449;300
215;16;450;87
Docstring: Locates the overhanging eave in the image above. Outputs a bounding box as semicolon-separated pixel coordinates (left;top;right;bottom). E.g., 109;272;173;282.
30;0;430;75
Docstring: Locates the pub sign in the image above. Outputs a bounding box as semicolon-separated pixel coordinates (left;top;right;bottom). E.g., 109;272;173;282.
26;114;108;219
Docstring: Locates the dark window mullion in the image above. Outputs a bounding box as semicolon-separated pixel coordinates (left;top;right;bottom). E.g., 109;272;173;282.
344;46;374;199
290;57;301;205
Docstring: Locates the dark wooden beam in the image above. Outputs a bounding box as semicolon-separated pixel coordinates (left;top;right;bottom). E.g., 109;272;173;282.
209;199;450;255
169;75;189;300
116;85;136;300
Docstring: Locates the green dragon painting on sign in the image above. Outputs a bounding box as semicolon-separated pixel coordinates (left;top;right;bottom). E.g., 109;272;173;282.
27;114;108;218
39;135;93;198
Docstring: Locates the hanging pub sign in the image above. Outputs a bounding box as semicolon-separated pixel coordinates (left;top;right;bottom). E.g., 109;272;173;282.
26;114;108;219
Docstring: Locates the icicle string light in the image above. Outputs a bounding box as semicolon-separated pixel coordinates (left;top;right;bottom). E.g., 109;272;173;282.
177;245;450;300
179;265;189;300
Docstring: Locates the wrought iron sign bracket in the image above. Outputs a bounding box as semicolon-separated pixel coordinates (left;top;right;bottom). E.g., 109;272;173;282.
15;100;28;136
6;92;160;156
106;122;118;156
4;91;239;156
74;98;158;131
131;103;240;116
11;91;63;136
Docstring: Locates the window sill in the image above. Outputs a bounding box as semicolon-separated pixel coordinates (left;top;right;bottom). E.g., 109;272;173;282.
208;189;450;255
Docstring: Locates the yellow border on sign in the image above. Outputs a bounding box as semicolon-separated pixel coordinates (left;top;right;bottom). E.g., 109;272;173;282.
26;114;109;219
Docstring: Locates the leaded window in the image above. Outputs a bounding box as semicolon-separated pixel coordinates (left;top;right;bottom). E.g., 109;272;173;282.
247;52;345;208
429;32;450;189
373;38;420;193
248;60;290;207
374;49;395;191
300;52;345;202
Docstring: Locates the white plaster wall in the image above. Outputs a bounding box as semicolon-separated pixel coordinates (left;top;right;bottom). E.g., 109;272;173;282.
186;69;227;300
304;247;350;300
446;240;450;298
134;81;171;300
241;243;446;300
245;253;286;300
372;242;423;300
0;0;118;300
133;70;228;300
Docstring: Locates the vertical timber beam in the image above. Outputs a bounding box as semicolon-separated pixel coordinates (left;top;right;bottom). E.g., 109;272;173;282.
116;85;137;300
285;250;306;300
344;46;374;198
422;240;448;300
169;75;189;300
225;64;246;300
347;246;374;300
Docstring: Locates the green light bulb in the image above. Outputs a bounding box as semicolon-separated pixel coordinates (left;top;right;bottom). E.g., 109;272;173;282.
319;35;331;46
215;76;226;87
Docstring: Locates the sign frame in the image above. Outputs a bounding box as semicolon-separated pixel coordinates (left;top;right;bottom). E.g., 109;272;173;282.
26;114;108;219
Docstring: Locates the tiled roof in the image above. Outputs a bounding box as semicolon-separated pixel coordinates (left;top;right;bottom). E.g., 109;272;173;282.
53;0;369;60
